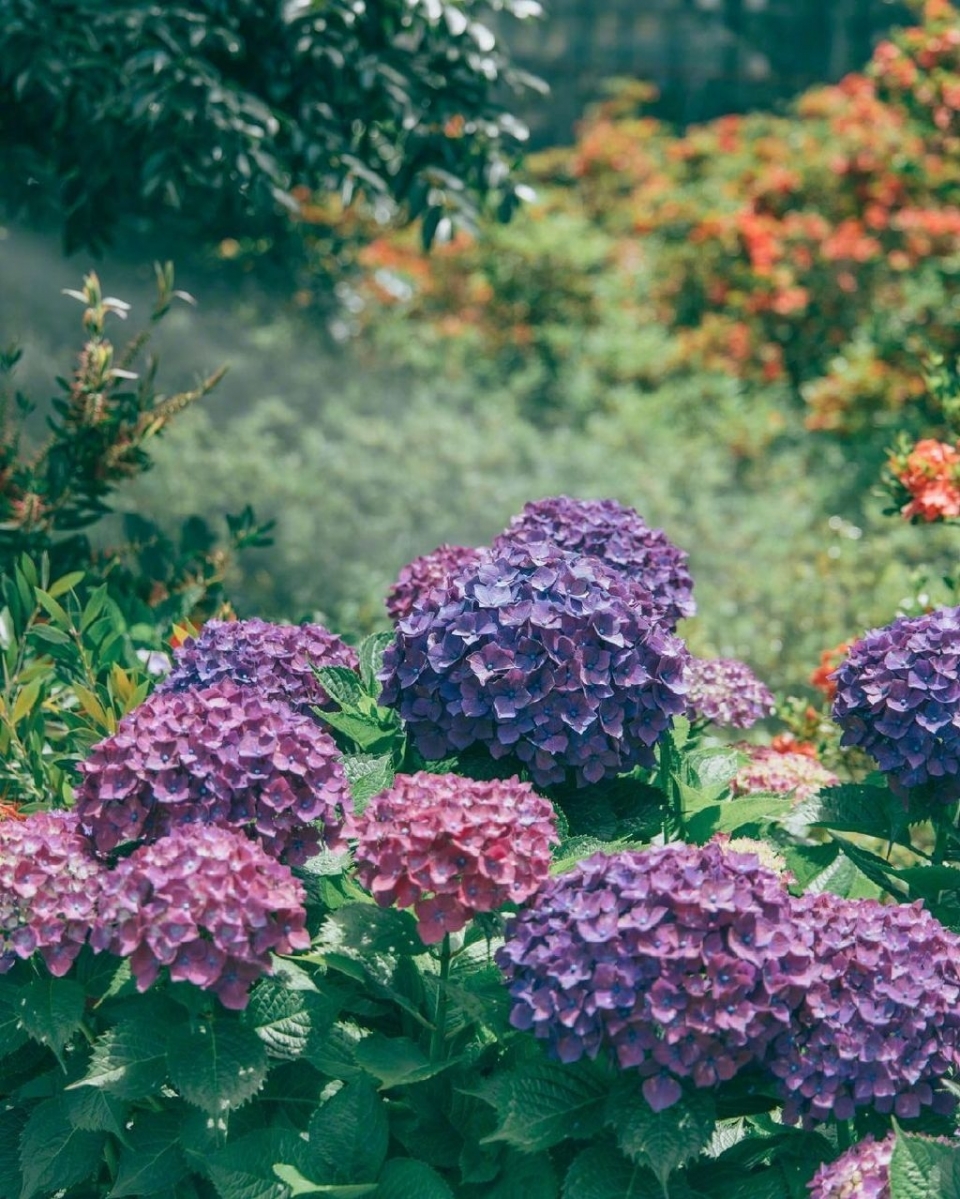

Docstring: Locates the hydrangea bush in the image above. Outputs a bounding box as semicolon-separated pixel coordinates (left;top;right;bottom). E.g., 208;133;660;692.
3;504;960;1199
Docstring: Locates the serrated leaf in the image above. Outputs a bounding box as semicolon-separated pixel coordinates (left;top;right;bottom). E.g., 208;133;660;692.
358;633;394;694
608;1089;715;1191
321;903;427;958
480;1062;607;1153
167;1018;270;1113
0;1108;27;1199
374;1159;454;1199
486;1151;560;1199
562;1146;653;1199
18;1096;105;1199
340;752;396;813
316;708;396;752
354;1034;445;1089
0;978;28;1059
298;1080;388;1184
71;1020;169;1099
17;974;85;1058
830;836;906;899
207;1127;298;1199
687;795;794;844
109;1108;188;1197
243;980;314;1061
272;1164;377;1196
789;783;912;847
313;666;365;709
63;1087;126;1137
889;1126;960;1199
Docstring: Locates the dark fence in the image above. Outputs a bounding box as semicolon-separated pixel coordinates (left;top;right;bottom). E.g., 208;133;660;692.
502;0;917;143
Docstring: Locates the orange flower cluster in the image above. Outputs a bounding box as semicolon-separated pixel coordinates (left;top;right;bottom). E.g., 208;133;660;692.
890;437;960;521
810;642;853;703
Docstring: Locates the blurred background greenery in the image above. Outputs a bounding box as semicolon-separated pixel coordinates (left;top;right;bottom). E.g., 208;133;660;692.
2;0;958;697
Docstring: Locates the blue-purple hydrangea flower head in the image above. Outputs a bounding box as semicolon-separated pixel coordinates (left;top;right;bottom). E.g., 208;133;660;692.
157;617;358;712
386;545;484;622
494;496;694;629
379;542;690;788
496;841;814;1112
75;679;351;864
832;606;960;801
771;891;960;1126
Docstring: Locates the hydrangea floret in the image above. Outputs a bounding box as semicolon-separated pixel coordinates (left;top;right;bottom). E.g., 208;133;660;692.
157;617;358;711
386;544;484;622
0;809;103;977
807;1134;893;1199
832;605;960;801
685;657;775;728
90;824;309;1009
496;842;815;1112
75;679;351;864
379;542;690;787
732;746;839;803
493;495;695;628
770;893;960;1126
352;772;558;944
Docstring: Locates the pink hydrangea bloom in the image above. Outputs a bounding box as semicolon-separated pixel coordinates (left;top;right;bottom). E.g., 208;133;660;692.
807;1134;893;1198
353;772;558;944
91;824;309;1009
733;745;838;803
0;809;104;977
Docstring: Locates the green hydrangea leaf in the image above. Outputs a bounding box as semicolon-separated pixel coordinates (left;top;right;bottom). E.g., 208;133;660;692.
479;1061;607;1153
207;1128;299;1199
108;1108;189;1197
17;974;85;1058
562;1146;654;1199
296;1081;388;1185
374;1159;455;1198
167;1018;270;1114
889;1127;960;1199
70;1020;169;1099
607;1088;716;1191
18;1096;106;1199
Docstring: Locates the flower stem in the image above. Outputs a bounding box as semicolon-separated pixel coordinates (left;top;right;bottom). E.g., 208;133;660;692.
430;933;452;1063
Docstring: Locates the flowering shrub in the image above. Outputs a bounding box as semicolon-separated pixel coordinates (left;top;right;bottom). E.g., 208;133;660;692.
685;656;775;729
493;496;695;628
771;894;960;1125
75;678;351;862
733;745;840;803
352;772;557;944
158;616;359;710
807;1134;894;1199
888;437;960;521
833;605;960;800
379;541;690;786
385;544;484;622
91;823;309;1009
496;842;814;1112
0;809;103;976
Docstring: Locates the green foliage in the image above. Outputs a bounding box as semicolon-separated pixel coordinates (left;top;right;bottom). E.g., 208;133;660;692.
0;0;540;256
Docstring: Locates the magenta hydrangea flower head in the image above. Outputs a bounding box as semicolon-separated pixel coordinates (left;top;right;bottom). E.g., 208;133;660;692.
832;606;960;801
685;657;775;729
493;496;695;629
75;679;351;865
770;892;960;1126
157;617;358;712
807;1134;893;1199
732;746;839;804
497;841;815;1112
353;772;558;944
0;810;103;977
379;542;690;788
91;824;309;1009
386;545;485;623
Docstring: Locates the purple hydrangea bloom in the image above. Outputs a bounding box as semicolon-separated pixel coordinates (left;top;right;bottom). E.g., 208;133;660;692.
685;657;775;729
157;618;358;712
496;842;815;1111
832;606;960;801
75;679;351;865
770;892;960;1126
90;824;309;1009
0;810;104;977
386;545;485;622
379;542;690;788
493;496;695;628
732;746;839;804
353;772;558;944
807;1134;893;1199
